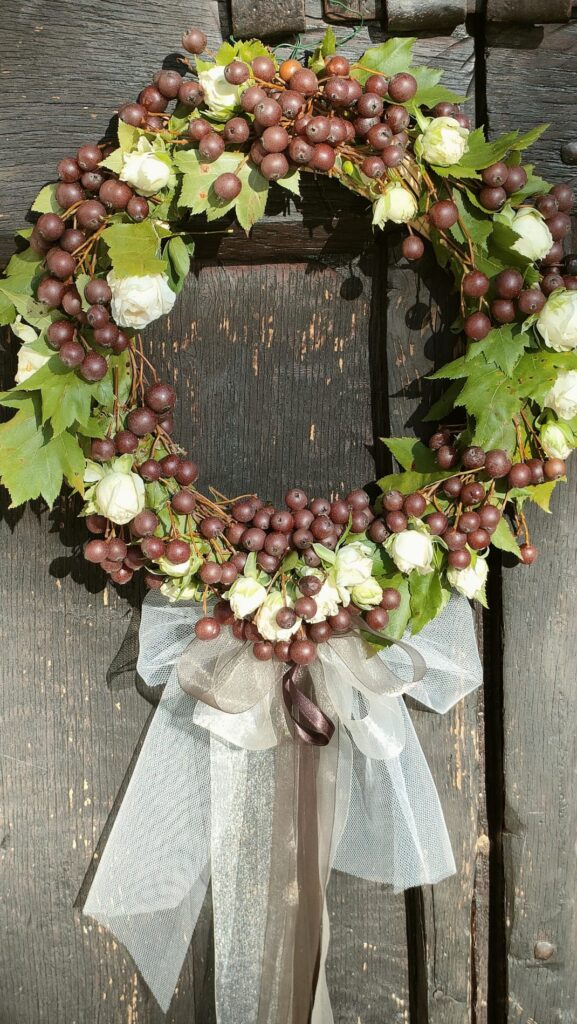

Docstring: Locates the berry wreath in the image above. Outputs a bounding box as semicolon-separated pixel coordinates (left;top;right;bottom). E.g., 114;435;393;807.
1;26;576;666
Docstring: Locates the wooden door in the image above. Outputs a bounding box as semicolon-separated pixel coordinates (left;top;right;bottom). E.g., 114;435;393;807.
1;4;576;1022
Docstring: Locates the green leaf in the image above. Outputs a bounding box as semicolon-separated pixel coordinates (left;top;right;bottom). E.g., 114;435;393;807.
457;127;539;171
507;164;550;202
73;273;92;312
166;235;191;294
101;219;166;277
489;216;533;270
450;188;493;251
39;362;96;435
280;550;300;573
77;416;108;439
243;551;259;579
408;66;465;109
511;124;549;152
381;437;437;472
312;543;337;565
423;380;464;421
456;365;520;452
382;576;411;640
490;516;522;557
234;163;269;233
31;184;60;214
308;27;337;73
466;324;529;377
0;289;16;326
0;395;84;507
3;247;44;293
409;570;451;634
514;349;577;406
352;38;416;85
176;149;241;214
276;168;301;197
507;479;560;512
429;355;470;381
377;469;450;496
214;38;273;67
99;147;124;174
0;288;56;329
320;26;336;57
117;120;140;152
432;163;480;181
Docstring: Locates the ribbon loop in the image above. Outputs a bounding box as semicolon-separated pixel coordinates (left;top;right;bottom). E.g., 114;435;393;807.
281;664;335;746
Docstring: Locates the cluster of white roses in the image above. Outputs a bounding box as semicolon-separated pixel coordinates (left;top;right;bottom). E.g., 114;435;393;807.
226;541;382;642
373;117;470;229
534;289;577;457
388;526;487;602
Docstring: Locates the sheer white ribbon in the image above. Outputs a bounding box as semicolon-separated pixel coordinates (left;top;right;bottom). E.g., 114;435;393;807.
83;590;482;1019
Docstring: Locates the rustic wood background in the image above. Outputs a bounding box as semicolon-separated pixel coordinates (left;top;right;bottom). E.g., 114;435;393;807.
1;3;576;1022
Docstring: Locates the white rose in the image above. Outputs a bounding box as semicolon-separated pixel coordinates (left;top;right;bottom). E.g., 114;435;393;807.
544;370;577;421
307;575;343;623
12;317;50;384
510;207;553;262
417;116;469;167
334;542;374;589
390;529;434;575
373;183;418;228
94;470;145;525
228;577;268;619
12;316;38;345
160;579;201;599
15;343;50;384
158;556;192;578
540;420;574;460
198;66;240;115
447;557;488;601
351;578;383;610
536;289;577;352
120;139;171;196
255;591;302;641
108;271;176;329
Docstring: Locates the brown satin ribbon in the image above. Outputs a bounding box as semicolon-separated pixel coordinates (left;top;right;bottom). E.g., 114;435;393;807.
282;664;335;747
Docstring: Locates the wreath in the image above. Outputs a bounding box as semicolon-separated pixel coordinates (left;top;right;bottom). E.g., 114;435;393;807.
4;24;575;1020
1;26;574;661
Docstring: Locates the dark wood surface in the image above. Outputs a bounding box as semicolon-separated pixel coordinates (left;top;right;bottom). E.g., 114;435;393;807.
487;23;577;1024
0;4;575;1023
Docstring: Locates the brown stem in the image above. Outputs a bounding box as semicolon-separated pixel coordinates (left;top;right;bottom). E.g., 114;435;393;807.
520;407;545;454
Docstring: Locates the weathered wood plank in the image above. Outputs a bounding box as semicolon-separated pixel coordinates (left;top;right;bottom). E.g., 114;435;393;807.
487;21;577;1024
382;24;486;1022
485;21;577;184
384;230;489;1024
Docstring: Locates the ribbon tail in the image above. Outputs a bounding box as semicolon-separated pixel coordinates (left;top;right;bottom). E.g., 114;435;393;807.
292;743;323;1024
256;737;323;1024
310;722;353;1024
257;720;353;1024
83;673;212;1012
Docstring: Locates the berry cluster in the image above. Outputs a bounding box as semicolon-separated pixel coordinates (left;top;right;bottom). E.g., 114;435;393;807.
205;572;400;667
411;434;564;567
30;147;143;383
185;485;401;664
84;470;402;662
460;179;574;343
116;27;469;196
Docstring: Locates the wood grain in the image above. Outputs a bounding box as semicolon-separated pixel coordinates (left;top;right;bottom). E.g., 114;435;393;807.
487;22;577;1024
384;226;489;1024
